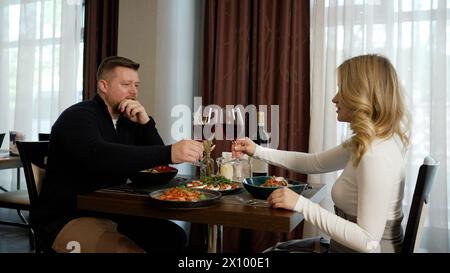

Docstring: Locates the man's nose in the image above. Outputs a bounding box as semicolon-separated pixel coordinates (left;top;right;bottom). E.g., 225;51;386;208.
129;86;137;95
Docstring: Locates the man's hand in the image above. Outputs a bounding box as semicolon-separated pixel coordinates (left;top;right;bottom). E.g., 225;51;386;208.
171;140;204;164
118;99;150;125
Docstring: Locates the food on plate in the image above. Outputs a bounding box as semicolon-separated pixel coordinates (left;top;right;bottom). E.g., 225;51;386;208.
140;165;175;173
186;175;240;191
156;186;207;202
187;180;205;188
260;176;289;188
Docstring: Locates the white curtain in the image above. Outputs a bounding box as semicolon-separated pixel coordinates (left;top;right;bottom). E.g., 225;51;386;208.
310;0;449;252
0;0;83;190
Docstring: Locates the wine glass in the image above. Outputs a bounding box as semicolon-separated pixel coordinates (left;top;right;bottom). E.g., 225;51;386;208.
192;108;216;168
223;107;245;141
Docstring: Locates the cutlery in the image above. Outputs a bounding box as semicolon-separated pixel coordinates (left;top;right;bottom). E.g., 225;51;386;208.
234;196;269;207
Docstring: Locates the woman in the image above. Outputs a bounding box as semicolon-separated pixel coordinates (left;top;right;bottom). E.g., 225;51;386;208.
232;54;410;253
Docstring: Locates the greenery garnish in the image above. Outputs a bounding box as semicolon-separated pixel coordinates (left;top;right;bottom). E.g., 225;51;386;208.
200;175;233;186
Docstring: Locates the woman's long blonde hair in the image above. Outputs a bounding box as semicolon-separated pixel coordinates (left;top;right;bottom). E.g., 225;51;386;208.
338;54;411;166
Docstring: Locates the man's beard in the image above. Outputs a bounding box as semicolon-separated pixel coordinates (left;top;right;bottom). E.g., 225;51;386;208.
109;100;121;115
107;97;136;115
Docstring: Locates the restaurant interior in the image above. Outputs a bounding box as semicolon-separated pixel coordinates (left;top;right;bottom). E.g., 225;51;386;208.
0;0;449;256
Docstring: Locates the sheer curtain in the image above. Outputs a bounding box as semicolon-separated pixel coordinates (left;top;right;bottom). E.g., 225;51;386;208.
0;0;84;190
310;0;449;252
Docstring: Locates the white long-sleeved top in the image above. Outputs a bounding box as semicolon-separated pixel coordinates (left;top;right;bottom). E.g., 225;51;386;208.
253;137;406;253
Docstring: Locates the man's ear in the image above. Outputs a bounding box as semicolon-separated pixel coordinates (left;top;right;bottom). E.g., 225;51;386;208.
98;80;108;94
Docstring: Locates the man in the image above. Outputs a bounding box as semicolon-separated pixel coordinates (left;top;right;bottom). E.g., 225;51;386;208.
34;56;204;253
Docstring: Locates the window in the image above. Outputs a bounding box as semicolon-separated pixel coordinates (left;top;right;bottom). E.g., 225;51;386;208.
0;0;84;191
1;0;84;136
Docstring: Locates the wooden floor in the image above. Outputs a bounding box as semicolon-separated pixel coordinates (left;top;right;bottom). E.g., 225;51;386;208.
0;208;32;253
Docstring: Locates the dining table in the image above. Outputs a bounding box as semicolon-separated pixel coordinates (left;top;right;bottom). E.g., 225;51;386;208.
77;175;326;253
0;149;22;192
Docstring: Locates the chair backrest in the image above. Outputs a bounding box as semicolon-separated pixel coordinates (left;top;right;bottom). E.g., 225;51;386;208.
0;133;5;147
16;141;49;205
38;133;50;141
402;156;439;253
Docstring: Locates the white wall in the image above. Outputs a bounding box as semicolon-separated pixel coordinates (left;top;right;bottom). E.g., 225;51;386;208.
118;0;157;115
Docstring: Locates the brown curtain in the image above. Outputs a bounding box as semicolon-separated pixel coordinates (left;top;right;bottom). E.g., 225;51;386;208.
194;0;310;253
82;0;119;101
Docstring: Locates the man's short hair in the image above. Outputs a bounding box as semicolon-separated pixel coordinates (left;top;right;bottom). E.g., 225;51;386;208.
96;56;140;81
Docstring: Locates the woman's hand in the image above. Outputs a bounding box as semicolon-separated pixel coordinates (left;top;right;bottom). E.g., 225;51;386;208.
231;137;257;158
267;187;300;211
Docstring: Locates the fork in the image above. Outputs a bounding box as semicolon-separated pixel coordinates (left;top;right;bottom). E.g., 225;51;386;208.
247;199;269;205
235;196;269;206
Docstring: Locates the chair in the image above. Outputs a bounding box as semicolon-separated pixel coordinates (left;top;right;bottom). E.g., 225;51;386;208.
402;156;439;253
1;141;49;252
0;133;5;147
38;133;50;141
0;187;30;229
0;139;34;245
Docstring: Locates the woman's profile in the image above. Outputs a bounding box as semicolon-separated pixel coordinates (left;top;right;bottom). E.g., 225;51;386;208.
233;54;411;253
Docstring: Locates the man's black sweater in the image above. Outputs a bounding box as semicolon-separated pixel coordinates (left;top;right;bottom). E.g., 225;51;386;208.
34;95;173;246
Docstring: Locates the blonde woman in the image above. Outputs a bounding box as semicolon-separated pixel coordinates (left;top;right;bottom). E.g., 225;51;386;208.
232;54;410;253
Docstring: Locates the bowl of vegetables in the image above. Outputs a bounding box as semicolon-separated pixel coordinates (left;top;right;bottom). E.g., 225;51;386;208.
243;176;308;199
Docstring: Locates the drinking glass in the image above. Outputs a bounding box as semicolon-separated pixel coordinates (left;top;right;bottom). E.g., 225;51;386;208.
222;107;245;141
